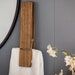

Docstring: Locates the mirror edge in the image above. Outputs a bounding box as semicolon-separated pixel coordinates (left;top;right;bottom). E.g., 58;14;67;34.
0;0;21;49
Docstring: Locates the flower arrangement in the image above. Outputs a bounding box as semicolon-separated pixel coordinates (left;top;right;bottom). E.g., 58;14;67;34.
47;44;75;75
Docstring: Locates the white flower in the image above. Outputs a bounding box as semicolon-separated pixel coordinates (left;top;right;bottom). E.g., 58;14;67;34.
70;57;75;71
55;69;63;75
47;44;57;57
47;44;52;50
59;69;64;75
64;56;75;71
64;56;72;66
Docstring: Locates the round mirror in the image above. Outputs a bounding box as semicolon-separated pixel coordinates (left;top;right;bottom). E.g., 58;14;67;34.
0;0;20;48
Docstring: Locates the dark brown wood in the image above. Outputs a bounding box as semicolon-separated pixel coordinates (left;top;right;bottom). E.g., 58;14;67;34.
19;2;34;67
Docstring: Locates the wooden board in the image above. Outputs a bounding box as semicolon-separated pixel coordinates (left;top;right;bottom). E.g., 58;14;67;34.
19;2;34;67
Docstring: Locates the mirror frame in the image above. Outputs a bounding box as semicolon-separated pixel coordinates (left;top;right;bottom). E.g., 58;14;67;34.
0;0;20;49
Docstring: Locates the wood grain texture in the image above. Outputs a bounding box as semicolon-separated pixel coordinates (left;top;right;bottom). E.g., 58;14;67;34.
19;2;34;67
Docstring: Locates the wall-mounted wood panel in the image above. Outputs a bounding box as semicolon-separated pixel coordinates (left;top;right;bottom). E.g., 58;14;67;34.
19;1;34;67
